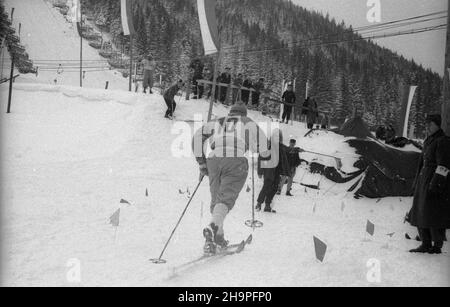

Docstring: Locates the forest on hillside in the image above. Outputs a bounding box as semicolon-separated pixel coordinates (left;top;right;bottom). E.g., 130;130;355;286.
81;0;443;136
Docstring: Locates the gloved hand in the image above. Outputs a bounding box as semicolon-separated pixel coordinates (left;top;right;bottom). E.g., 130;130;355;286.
199;163;208;181
429;166;449;196
293;147;305;153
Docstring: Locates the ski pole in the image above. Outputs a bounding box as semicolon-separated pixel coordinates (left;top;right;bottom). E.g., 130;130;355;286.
245;154;263;229
150;176;205;264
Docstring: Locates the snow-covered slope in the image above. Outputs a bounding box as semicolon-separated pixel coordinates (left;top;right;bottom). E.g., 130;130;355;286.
1;0;448;287
1;82;449;287
3;0;128;90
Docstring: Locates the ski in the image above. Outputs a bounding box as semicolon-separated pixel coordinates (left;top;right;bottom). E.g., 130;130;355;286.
167;235;253;278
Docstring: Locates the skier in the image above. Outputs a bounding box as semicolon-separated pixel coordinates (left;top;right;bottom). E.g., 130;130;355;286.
192;102;267;254
142;55;156;94
280;83;296;124
163;79;184;119
256;129;291;213
278;138;302;196
408;114;450;254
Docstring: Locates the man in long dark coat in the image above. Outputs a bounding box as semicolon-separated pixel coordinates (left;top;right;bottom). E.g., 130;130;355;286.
256;129;291;213
409;114;450;254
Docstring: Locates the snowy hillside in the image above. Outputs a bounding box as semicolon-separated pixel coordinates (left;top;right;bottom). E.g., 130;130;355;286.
3;0;128;90
1;82;449;287
0;0;448;287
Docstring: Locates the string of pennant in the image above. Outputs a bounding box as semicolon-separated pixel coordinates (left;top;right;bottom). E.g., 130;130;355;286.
107;182;414;263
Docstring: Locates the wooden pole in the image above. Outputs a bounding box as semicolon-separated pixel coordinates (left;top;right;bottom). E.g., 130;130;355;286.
442;0;450;135
80;16;83;88
207;51;221;122
128;34;133;92
7;57;14;113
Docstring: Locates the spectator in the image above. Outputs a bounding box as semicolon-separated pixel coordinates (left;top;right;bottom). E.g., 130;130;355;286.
278;138;302;196
252;78;265;107
203;68;213;99
320;113;329;130
219;67;232;104
306;98;318;129
142;55;156;94
241;76;253;105
232;73;244;104
408;114;450;255
280;83;296;124
257;129;291;213
376;126;387;140
385;125;396;144
190;58;204;99
214;72;221;102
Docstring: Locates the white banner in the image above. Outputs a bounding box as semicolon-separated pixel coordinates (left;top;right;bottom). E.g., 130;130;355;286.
403;86;418;138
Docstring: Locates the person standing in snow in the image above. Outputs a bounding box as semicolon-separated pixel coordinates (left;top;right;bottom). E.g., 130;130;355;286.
232;73;244;104
142;55;156;94
408;114;450;254
219;68;232;104
163;79;184;119
306;98;319;129
192;103;267;254
278;138;302;196
252;78;265;108
190;58;204;99
241;76;253;105
256;129;291;213
280;84;296;124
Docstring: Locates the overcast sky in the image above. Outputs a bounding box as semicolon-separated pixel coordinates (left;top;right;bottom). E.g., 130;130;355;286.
291;0;447;74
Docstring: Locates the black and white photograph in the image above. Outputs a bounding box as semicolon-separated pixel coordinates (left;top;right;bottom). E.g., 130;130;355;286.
0;0;449;289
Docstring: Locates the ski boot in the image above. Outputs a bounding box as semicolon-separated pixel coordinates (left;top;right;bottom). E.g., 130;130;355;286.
214;234;229;252
286;191;293;197
203;223;219;255
429;242;443;255
255;203;262;212
264;206;277;214
409;243;432;254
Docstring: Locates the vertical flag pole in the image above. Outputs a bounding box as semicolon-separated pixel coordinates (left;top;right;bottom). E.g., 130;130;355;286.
7;7;15;114
79;9;83;87
129;34;133;92
80;31;83;87
7;56;14;114
208;50;220;122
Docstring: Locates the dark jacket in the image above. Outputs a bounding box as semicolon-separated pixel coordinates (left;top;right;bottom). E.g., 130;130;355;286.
258;143;291;180
282;91;296;106
286;147;301;169
409;129;450;229
220;73;231;84
163;84;180;101
306;100;318;124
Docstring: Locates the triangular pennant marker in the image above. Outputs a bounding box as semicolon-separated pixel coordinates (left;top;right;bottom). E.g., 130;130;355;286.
246;185;251;193
366;220;375;236
387;233;395;238
120;199;131;205
109;209;120;227
313;236;327;262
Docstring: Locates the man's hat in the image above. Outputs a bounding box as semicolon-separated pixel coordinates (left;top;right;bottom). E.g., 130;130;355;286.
425;114;441;127
229;102;248;117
